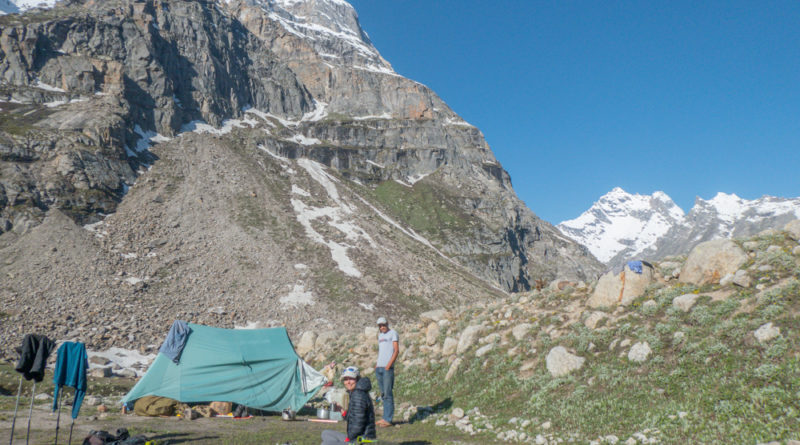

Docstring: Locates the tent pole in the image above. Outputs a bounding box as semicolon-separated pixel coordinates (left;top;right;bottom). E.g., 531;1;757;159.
8;376;22;445
25;382;35;445
54;388;62;445
67;418;74;445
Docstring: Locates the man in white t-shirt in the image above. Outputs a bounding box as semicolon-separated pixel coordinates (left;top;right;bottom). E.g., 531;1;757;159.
374;316;399;427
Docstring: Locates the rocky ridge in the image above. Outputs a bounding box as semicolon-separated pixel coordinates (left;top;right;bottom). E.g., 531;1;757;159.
0;0;601;300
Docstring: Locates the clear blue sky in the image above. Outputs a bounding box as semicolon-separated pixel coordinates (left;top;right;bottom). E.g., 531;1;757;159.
349;0;800;223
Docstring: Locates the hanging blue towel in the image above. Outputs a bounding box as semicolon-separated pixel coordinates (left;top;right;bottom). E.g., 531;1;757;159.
52;342;88;419
159;320;192;364
627;260;644;274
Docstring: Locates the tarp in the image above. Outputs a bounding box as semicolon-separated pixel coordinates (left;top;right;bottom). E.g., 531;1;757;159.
121;323;326;412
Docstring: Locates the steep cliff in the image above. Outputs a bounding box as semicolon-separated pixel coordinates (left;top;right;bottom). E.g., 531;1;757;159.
0;0;602;353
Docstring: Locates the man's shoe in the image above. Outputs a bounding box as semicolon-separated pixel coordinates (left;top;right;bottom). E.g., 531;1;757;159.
376;419;392;427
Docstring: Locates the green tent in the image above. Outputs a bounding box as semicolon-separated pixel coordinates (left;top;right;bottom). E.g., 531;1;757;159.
122;323;326;411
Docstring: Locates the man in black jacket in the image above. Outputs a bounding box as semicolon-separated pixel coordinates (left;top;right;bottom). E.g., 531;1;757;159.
321;366;377;444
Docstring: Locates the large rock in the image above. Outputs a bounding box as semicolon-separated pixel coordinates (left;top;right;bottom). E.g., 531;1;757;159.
511;323;533;341
457;325;484;354
584;311;607;329
364;326;379;345
754;323;780;343
587;262;654;308
442;337;458;356
672;294;700;312
627;342;652;363
680;239;747;285
296;331;317;356
425;322;440;346
445;358;462;381
420;309;449;323
784;219;800;241
545;346;585;378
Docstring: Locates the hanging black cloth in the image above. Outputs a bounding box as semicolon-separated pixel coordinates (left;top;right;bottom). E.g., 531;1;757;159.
14;334;56;382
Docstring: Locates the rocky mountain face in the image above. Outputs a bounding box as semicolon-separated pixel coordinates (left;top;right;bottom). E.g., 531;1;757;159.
0;0;602;356
558;187;800;268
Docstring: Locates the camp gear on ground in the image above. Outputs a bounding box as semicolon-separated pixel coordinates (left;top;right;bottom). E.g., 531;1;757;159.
346;376;376;442
133;396;178;417
82;428;149;445
341;366;359;380
232;404;249;418
320;429;347;444
122;323;326;412
52;342;88;419
158;320;191;364
281;408;296;421
317;407;330;419
209;401;232;415
15;334;56;382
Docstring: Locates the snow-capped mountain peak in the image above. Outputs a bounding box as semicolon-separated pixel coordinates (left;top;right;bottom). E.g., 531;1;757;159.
558;188;684;263
221;0;394;74
559;188;800;267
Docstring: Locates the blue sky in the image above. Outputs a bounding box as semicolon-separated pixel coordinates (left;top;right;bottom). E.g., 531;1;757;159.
349;0;800;223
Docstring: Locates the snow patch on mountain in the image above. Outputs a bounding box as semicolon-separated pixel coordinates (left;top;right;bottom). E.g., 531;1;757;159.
559;188;800;267
558;187;684;263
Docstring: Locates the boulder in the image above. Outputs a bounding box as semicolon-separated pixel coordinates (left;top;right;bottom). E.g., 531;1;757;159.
584;311;607;329
425;322;440;346
672;294;700;312
754;322;780;343
545;346;585;378
364;326;379;345
90;367;113;378
587;262;654;308
419;309;449;323
315;331;339;350
783;219;800;241
456;325;483;354
475;344;494;357
732;270;752;288
442;337;458;356
445;358;462;381
295;331;317;356
680;239;747;285
628;342;652;363
511;323;533;341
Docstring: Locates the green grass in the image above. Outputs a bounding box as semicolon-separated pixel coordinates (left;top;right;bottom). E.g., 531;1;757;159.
371;180;475;245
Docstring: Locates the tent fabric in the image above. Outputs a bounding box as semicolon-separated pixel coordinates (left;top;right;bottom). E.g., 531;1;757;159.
122;324;326;412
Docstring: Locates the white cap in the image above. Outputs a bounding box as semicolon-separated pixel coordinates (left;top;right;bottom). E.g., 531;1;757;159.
341;366;359;380
376;317;388;325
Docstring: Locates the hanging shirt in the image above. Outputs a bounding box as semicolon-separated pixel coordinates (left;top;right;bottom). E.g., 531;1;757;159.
52;342;88;419
159;320;192;364
15;334;56;382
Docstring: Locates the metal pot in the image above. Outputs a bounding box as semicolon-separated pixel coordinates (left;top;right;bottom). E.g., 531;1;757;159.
281;409;296;421
316;407;330;419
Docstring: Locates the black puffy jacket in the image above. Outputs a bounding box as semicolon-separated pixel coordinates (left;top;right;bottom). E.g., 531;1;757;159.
346;377;376;441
